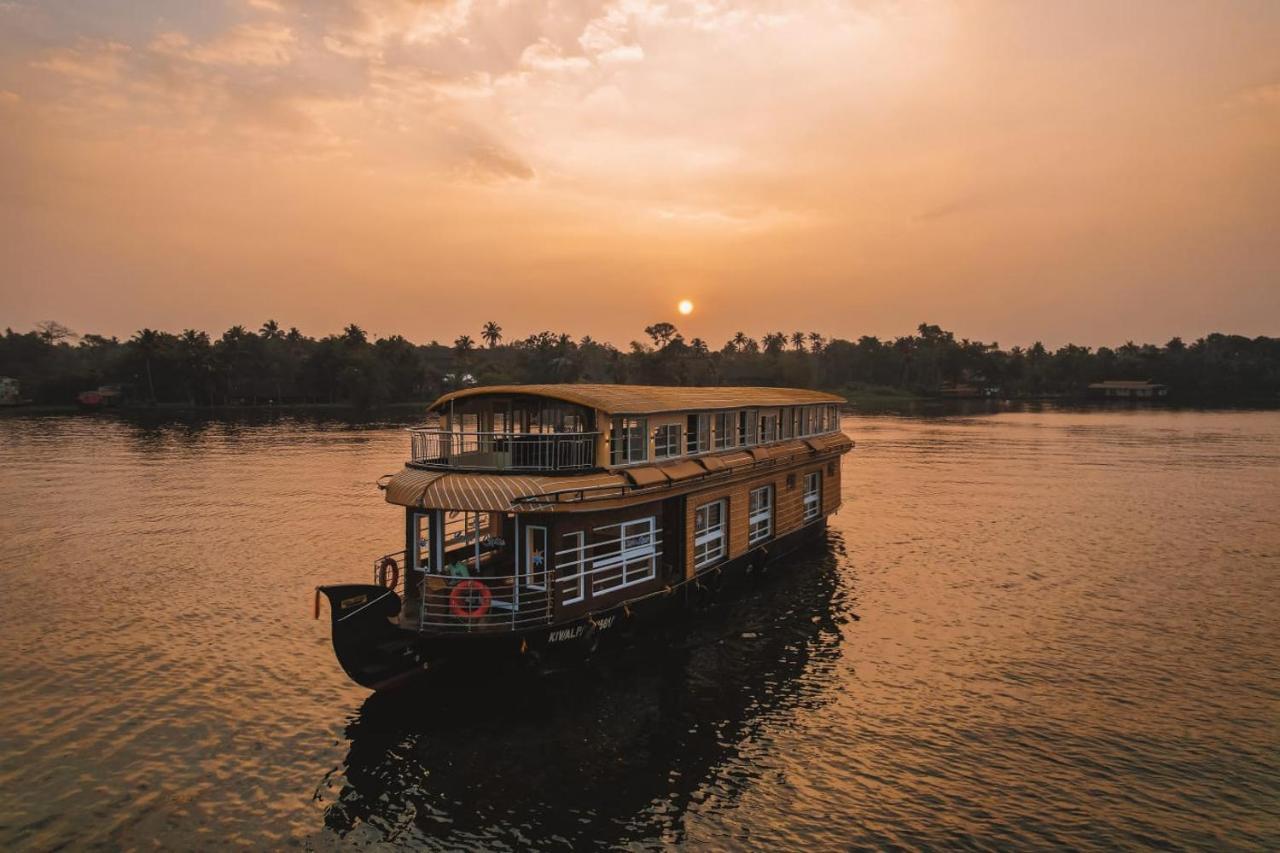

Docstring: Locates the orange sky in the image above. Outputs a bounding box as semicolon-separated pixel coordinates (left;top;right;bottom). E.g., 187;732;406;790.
1;1;1277;348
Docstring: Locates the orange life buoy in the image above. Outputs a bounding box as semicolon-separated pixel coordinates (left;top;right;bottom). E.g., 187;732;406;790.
377;557;399;590
449;579;492;618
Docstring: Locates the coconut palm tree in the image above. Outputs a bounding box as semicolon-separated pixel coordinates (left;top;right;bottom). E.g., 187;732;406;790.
731;331;748;352
790;331;806;352
260;319;283;340
762;332;786;354
131;328;161;402
482;321;503;348
808;331;825;353
453;335;475;355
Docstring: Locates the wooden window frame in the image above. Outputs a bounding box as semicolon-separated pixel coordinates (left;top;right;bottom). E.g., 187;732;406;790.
694;499;727;569
748;485;773;546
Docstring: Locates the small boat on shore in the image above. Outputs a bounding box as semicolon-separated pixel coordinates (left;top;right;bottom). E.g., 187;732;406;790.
315;384;852;689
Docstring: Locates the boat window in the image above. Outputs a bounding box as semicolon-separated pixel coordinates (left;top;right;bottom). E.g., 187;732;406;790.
609;416;648;465
686;414;710;454
803;471;822;522
748;486;773;545
654;423;681;459
556;531;587;605
694;499;726;568
760;412;779;443
712;412;734;450
738;409;758;446
590;517;659;595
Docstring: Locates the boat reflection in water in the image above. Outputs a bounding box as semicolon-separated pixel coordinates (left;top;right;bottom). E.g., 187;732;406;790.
316;533;849;847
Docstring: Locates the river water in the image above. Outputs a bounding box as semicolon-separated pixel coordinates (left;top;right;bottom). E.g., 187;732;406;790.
0;406;1276;850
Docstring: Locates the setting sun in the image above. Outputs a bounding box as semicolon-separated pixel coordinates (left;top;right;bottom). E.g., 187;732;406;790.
678;300;694;316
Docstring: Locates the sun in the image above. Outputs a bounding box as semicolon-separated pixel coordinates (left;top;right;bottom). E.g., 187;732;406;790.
677;299;694;315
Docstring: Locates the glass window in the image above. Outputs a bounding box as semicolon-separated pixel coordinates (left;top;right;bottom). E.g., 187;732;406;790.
686;414;710;454
694;500;726;568
738;409;758;446
759;412;778;443
712;412;734;450
803;471;822;522
610;416;648;465
654;423;681;459
748;485;773;545
590;517;659;594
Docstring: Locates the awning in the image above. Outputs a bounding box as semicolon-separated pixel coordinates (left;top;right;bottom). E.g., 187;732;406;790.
624;466;671;488
384;468;628;512
804;433;854;454
656;459;707;482
383;468;447;506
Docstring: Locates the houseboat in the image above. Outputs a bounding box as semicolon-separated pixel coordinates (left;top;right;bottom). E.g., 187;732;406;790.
315;384;852;689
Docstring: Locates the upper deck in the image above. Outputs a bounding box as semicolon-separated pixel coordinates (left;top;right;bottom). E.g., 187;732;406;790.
407;384;844;474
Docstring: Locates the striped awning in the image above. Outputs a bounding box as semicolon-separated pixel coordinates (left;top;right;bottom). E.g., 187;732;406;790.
383;468;627;512
383;468;447;506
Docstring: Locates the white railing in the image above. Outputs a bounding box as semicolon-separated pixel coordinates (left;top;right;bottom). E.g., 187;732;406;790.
408;429;599;472
555;522;663;604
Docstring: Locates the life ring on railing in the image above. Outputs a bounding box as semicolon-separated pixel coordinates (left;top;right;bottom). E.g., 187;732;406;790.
377;557;399;590
449;579;492;618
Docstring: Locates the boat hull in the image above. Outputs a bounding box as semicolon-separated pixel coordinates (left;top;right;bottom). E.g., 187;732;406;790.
318;521;826;690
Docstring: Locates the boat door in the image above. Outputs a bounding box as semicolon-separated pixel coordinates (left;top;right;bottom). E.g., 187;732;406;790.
523;525;548;591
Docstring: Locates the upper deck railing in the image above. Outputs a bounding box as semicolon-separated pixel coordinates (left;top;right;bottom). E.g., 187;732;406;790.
408;428;599;472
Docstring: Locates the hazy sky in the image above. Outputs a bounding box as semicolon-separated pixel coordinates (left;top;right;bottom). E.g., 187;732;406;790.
1;0;1277;348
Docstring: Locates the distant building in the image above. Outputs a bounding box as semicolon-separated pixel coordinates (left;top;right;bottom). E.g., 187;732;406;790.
1087;380;1169;399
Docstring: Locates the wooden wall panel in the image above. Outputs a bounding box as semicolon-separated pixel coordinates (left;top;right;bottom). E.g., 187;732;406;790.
682;452;844;579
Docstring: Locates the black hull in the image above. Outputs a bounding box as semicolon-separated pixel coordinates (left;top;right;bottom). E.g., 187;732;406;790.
319;522;826;690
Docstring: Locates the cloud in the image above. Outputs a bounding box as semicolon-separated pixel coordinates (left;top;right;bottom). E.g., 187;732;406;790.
150;23;298;67
1227;81;1280;110
31;40;131;83
519;38;591;72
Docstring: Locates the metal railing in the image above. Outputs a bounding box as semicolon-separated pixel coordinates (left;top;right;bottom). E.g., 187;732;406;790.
407;429;599;472
374;550;554;634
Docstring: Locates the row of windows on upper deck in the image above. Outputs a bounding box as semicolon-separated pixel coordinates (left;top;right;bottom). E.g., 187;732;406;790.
608;403;840;466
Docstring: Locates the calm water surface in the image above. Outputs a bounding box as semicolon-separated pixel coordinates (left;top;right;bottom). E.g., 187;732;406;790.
0;407;1277;849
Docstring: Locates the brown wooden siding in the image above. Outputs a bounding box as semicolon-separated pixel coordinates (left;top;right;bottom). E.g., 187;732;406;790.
683;452;843;580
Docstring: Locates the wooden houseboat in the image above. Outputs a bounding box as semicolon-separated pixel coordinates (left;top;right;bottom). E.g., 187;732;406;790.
316;384;852;689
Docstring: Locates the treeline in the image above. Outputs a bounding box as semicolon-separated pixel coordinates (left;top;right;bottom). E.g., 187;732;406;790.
2;319;1278;406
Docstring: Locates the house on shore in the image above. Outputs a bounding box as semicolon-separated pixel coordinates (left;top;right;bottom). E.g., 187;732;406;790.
1087;380;1169;400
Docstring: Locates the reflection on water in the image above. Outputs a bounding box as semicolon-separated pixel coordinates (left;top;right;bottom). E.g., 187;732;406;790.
322;544;843;848
0;406;1277;849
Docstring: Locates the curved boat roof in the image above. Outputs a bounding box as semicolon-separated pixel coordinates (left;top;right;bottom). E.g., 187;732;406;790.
428;384;845;416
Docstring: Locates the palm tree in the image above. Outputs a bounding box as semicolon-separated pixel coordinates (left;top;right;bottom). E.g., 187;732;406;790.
482;321;503;348
808;332;825;353
131;328;161;402
762;332;786;354
260;319;283;340
453;335;475;355
790;331;806;352
342;324;368;346
731;331;748;352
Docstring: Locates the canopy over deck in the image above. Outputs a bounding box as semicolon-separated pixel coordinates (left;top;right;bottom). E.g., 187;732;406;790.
428;384;845;417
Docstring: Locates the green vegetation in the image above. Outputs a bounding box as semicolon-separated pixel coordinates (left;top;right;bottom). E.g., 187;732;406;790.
2;320;1277;408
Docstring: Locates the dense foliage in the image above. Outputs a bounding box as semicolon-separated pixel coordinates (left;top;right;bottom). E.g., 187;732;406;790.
2;320;1277;406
